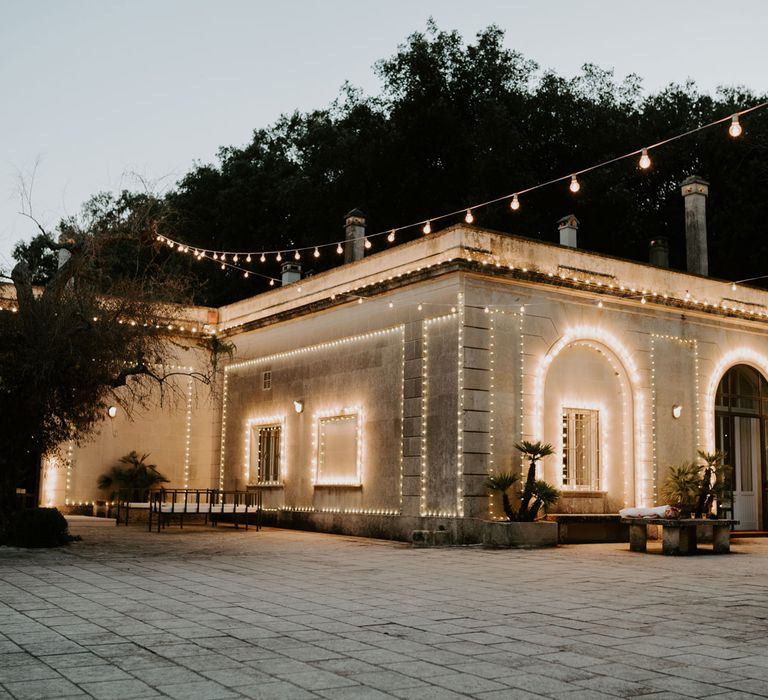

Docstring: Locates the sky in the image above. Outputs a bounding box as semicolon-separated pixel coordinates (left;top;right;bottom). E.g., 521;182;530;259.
1;0;766;271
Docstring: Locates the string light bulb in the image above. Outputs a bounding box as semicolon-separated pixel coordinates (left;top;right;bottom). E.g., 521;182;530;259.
233;254;239;263
269;278;275;286
294;250;301;260
336;242;343;255
221;253;227;261
276;252;282;262
510;194;520;211
364;238;372;249
639;148;651;170
246;254;252;263
313;247;320;258
729;114;742;137
243;271;249;278
569;174;581;193
731;282;737;291
213;253;218;260
422;220;431;235
465;209;474;224
387;230;396;243
260;253;266;263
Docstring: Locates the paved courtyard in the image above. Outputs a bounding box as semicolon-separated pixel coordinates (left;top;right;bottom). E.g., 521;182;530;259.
1;520;768;699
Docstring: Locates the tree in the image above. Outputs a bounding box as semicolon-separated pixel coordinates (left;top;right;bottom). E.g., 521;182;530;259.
0;191;225;542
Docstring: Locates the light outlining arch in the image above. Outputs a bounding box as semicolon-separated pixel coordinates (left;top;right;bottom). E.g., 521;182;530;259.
704;348;768;452
532;326;650;506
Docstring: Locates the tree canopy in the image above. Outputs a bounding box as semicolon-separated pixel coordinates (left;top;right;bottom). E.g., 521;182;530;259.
157;22;767;305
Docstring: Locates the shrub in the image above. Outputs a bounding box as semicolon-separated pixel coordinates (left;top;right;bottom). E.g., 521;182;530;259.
9;507;72;548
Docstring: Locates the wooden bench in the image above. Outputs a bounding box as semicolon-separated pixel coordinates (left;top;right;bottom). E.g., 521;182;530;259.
620;518;739;555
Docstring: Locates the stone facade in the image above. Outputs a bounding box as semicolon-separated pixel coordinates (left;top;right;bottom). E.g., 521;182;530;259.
54;225;768;538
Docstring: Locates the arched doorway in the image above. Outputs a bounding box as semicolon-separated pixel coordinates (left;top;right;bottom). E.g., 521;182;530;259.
715;365;768;531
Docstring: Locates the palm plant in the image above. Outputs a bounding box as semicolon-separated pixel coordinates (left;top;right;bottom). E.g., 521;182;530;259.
485;441;560;521
484;472;520;520
97;451;168;501
661;462;700;514
694;451;730;518
516;440;556;520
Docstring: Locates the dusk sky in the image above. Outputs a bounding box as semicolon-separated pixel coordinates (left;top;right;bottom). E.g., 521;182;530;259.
2;0;766;270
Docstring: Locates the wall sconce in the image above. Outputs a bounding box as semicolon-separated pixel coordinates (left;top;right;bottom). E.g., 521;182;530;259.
293;400;304;414
107;406;118;419
671;404;682;419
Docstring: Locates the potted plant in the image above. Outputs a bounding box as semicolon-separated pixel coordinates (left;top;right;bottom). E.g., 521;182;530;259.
97;451;169;502
661;451;730;519
483;441;560;548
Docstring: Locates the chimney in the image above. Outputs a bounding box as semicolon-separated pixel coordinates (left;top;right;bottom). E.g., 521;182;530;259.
281;262;301;286
344;209;366;263
681;176;709;276
557;214;579;248
649;237;669;268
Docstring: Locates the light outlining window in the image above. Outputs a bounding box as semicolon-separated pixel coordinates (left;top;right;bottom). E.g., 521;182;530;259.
313;407;363;486
244;416;286;485
561;405;604;491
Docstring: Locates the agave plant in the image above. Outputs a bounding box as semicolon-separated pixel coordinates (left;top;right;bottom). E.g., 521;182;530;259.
485;441;560;521
97;451;168;501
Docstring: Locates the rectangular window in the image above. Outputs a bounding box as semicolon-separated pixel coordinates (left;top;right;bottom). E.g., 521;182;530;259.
252;425;281;483
316;413;361;485
262;370;272;390
562;408;600;490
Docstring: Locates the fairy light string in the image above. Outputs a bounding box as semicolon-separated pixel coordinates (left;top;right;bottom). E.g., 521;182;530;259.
156;101;766;270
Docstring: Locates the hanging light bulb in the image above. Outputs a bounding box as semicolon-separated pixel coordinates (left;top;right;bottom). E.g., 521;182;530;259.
387;230;396;243
510;194;520;211
388;302;394;308
422;220;432;235
464;209;474;224
294;250;301;260
213;252;218;260
313;247;320;258
364;238;372;249
233;254;239;263
244;271;249;278
221;253;227;261
597;300;604;308
638;148;651;170
336;242;343;255
731;282;737;291
276;252;282;262
246;254;252;263
417;303;423;311
357;298;363;304
569;175;580;193
269;278;275;286
729;114;742;137
221;263;226;270
260;253;266;263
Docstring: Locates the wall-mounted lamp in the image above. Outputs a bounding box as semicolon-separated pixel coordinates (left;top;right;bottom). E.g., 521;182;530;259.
671;404;683;419
293;400;304;414
107;406;118;419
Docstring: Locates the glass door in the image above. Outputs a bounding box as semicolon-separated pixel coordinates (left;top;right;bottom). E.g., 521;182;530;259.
732;416;761;531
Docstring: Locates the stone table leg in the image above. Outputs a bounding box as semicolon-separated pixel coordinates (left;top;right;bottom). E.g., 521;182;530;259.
712;525;731;553
629;523;647;552
662;526;696;555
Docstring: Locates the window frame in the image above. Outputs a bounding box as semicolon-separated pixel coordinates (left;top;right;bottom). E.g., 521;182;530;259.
561;407;601;491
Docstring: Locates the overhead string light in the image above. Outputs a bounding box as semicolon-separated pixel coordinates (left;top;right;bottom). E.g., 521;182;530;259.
364;238;372;249
314;247;320;258
729;114;742;138
157;100;767;267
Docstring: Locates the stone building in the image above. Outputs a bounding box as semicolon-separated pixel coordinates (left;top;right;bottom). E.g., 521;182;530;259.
48;178;768;539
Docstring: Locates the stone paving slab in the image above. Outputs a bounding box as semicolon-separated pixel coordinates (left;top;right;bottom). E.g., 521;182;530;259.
1;521;768;698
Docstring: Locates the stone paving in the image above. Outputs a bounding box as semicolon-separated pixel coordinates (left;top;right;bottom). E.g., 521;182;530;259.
2;519;768;699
